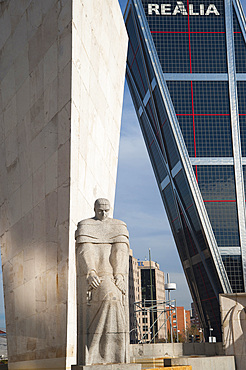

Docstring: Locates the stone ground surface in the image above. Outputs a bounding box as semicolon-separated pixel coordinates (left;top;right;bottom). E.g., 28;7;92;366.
72;366;191;370
132;355;235;370
142;367;191;370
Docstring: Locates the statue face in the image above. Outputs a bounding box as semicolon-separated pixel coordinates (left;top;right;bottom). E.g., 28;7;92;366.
94;203;110;221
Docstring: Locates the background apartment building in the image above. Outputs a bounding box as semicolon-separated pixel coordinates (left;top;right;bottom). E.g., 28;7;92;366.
166;306;191;341
129;251;166;343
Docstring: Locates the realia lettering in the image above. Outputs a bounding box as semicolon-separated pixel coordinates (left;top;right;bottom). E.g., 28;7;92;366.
148;2;220;16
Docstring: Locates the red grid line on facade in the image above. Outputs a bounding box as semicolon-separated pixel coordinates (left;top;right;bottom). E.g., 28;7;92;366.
201;296;217;302
135;58;146;94
129;28;165;156
175;5;221;331
146;101;163;149
171;203;193;223
161;118;167;128
187;1;192;74
191;81;197;179
129;34;164;155
129;40;146;94
138;31;166;154
177;114;246;116
149;139;154;148
147;3;240;336
204;200;236;202
130;45;140;69
184;219;220;331
177;113;230;116
181;210;221;333
151;31;241;34
186;0;197;181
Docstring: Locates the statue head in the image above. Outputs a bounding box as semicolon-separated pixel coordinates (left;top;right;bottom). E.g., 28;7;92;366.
94;198;110;221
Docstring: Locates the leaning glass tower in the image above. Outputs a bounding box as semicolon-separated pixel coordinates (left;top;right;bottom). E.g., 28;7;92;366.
125;0;246;340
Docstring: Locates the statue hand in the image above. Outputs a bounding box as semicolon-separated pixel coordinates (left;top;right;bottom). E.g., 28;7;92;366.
87;270;101;290
114;274;126;294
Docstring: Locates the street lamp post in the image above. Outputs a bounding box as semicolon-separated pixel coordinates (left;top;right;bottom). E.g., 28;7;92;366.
199;328;203;343
164;274;177;343
209;327;214;342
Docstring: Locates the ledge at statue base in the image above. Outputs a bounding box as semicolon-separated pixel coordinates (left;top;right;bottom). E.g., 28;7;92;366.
75;199;130;366
71;364;141;370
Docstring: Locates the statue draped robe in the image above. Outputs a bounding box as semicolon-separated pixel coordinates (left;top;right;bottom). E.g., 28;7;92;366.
75;217;130;365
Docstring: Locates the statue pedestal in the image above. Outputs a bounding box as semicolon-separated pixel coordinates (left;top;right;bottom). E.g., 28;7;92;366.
72;364;141;370
71;364;141;370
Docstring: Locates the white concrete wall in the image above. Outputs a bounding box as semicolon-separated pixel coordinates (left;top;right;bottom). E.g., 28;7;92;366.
129;342;224;358
67;0;127;367
220;293;246;370
130;343;234;370
0;0;127;369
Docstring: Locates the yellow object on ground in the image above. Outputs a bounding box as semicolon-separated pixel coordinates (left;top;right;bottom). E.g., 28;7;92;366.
131;357;166;367
131;357;192;369
143;368;192;370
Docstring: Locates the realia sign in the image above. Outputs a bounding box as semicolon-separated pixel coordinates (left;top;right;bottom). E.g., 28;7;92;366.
148;2;220;16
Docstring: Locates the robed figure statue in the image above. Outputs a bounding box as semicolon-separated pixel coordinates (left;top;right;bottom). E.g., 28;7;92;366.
75;198;130;365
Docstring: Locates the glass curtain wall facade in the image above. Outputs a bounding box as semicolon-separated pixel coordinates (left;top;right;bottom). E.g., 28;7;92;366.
125;0;246;340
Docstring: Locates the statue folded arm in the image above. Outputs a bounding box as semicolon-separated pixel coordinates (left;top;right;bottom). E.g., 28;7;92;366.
77;242;101;290
111;242;129;294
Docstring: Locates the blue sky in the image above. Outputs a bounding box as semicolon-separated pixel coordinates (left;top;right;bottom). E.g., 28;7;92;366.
1;0;246;329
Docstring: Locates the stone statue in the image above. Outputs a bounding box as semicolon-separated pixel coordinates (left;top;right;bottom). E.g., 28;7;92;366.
75;198;130;365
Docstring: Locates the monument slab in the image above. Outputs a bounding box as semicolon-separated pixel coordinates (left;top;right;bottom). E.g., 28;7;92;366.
0;0;127;369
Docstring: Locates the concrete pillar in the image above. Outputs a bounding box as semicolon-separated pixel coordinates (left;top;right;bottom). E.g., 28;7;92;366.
0;1;128;369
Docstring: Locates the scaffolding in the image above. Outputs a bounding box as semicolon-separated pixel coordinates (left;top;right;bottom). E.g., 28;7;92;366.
130;298;178;344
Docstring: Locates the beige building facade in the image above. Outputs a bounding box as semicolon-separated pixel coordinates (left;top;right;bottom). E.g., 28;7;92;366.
129;254;166;343
0;0;127;369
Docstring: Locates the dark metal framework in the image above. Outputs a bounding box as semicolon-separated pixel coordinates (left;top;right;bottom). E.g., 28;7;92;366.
133;299;178;343
125;0;246;340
